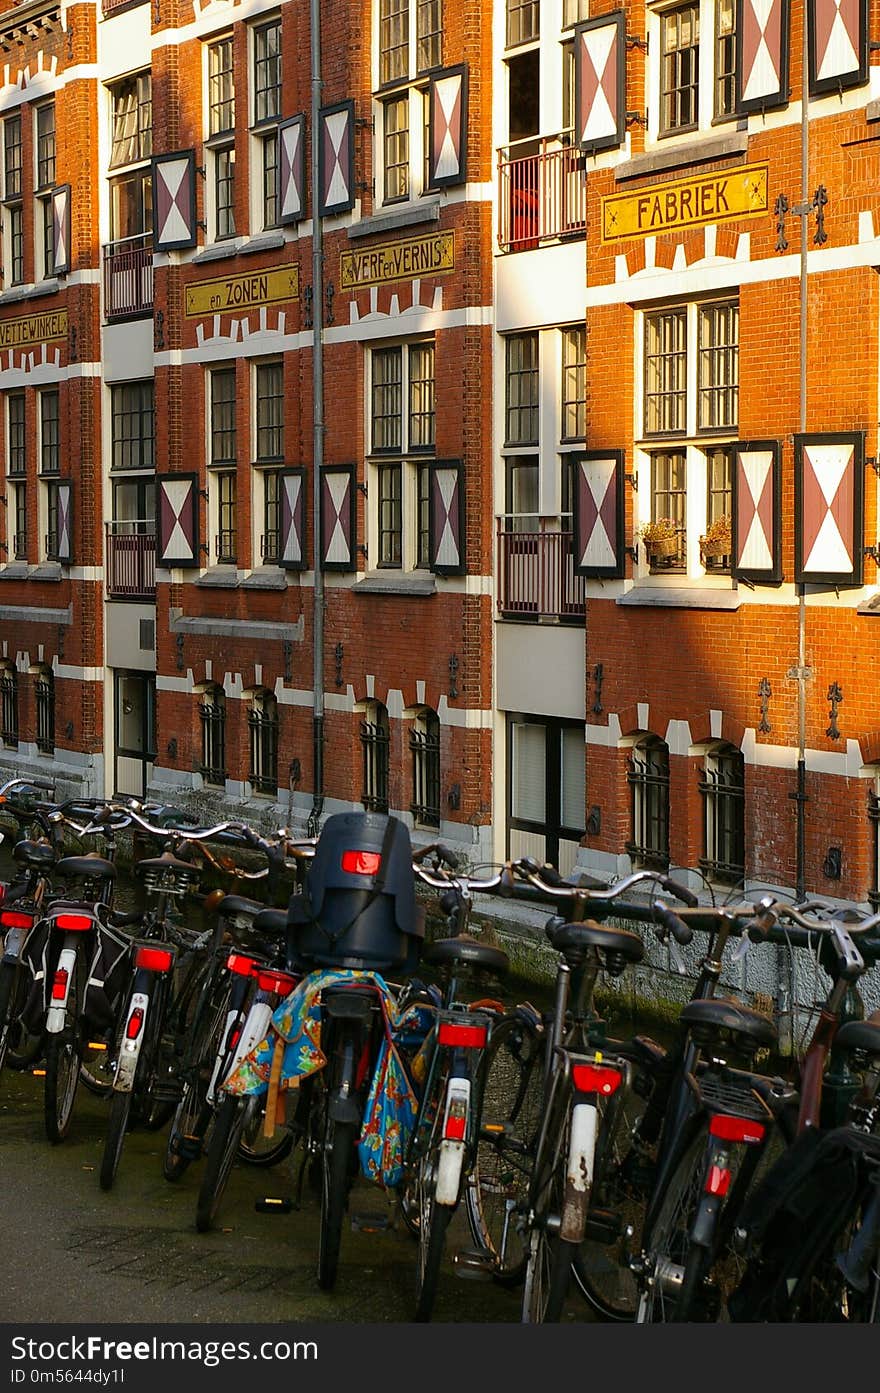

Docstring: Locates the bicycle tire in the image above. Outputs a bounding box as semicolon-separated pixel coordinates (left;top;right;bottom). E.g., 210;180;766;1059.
521;1090;575;1323
317;1109;358;1291
236;1099;294;1167
780;1203;880;1323
196;1093;251;1232
100;1089;133;1191
79;1037;117;1097
637;1121;708;1322
465;1011;543;1283
163;971;230;1182
1;961;41;1071
415;1166;454;1323
0;960;21;1076
44;1032;82;1144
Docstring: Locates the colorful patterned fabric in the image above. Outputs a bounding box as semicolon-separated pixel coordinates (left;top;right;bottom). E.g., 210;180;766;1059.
223;967;435;1188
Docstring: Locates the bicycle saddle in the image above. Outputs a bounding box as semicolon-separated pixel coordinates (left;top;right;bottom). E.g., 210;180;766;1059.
834;1018;880;1058
216;894;265;920
252;907;288;938
423;935;509;976
55;854;116;880
12;839;56;870
545;919;645;964
680;997;777;1047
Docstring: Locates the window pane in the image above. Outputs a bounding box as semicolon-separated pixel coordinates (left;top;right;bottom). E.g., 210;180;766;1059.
253;20;282;123
215;145;236;238
650;450;686;566
112;381;155;471
560;726;585;831
39;391;59;474
7;393;25;474
110;74;152;167
698;302;739;431
261;130;278;228
505;332;539;445
380;0;409;84
715;0;737;118
561;326;586;440
417;0;442;71
378;462;402;566
209;37;235;134
644;310;686;434
211;370;237;465
255;361;283;460
408;342;435;448
511;721;546;822
383;95;410;202
661;4;700;133
507;0;540;48
371;347;403;451
4;115;21;196
35;103;55;188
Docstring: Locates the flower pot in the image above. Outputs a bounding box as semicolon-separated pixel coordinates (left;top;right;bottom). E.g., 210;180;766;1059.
700;539;730;558
644;535;679;561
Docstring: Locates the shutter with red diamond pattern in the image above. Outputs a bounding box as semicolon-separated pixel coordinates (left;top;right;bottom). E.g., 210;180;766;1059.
278;115;306;225
318;102;354;216
807;0;868;97
428;66;468;187
153;150;197;250
732;440;782;583
320;465;355;570
736;0;790;113
157;474;199;568
51;184;71;275
279;469;306;570
573;452;625;578
574;14;626;155
795;433;864;586
54;481;72;563
429;462;465;575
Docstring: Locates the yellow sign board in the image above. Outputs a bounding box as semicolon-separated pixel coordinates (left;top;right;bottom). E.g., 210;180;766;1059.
0;307;68;349
340;230;455;290
601;164;769;244
185;265;299;317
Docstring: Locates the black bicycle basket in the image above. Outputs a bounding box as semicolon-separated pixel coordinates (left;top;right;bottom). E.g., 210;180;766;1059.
287;811;424;972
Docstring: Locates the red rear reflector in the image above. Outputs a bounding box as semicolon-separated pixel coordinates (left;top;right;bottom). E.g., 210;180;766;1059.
53;913;93;931
225;1024;242;1053
437;1022;488;1049
0;909;33;930
705;1164;731;1197
709;1115;766;1145
341;850;381;876
226;952;259;977
256;969;297;995
135;946;174;973
126;1007;144;1040
444;1113;466;1141
571;1063;622;1095
51;968;68;1001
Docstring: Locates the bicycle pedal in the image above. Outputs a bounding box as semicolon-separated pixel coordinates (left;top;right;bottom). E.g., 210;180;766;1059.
452;1248;495;1282
350;1212;391;1233
255;1197;293;1214
584;1208;622;1244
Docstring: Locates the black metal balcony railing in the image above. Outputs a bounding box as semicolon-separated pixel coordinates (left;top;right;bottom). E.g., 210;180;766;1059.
497;133;587;253
103;232;153;319
496;521;586;622
260;530;281;564
105;521;156;598
215;530;236;565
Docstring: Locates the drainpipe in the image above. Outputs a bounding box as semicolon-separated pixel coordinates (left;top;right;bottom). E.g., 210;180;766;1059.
307;0;325;838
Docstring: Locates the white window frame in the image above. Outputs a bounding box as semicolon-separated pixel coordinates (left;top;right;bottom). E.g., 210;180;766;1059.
206;365;237;565
204;34;237;243
251;358;284;567
33;100;55;282
248;15;282;232
646;0;739;146
372;0;442;206
366;338;435;573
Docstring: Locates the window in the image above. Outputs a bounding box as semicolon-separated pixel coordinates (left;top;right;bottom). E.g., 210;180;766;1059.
199;686;226;786
655;0;738;136
11;483;27;560
561;326;586;442
641;300;738;573
361;702;390;812
248;689;278;794
39;391;60;475
508;715;586;870
34;103;56;279
627;736;670;869
208;37;236;239
699;743;745;884
368;340;435;569
110;74;152;167
869;780;880;910
7;392;25;474
410;707;440;827
252;19;282;229
253;360;284;564
45;482;65;560
209;369;237;564
562;0;589;27
3;114;23;285
34;667;55;755
376;0;442;204
505;333;539;446
0;663;18;748
7;391;26;560
507;0;539;48
111;382;155;471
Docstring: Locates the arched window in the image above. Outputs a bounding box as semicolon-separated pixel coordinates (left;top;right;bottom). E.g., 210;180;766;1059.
360;701;390;813
34;666;54;755
248;689;278;795
410;707;440;828
0;662;18;748
699;742;745;885
199;685;226;787
626;735;669;869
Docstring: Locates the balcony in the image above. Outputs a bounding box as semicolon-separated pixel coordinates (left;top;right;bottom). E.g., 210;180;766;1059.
496;521;586;623
497;133;587;254
103;233;153;320
106;521;156;599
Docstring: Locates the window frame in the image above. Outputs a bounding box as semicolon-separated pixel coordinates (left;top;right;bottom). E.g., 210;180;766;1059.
699;742;745;885
248;688;279;794
626;736;670;870
111;381;155;472
198;685;227;787
375;0;442;206
361;701;391;812
410;706;441;828
34;666;55;756
367;339;436;571
507;713;586;869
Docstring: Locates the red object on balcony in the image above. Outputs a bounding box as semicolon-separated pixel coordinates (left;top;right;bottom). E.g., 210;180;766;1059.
496;521;586;622
106;522;156;599
497;134;587;253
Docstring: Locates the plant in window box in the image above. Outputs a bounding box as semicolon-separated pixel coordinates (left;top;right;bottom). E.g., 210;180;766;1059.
699;514;732;560
638;517;680;561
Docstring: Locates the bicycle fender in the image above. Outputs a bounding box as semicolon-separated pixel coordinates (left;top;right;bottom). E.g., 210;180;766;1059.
561;1102;597;1243
115;990;150;1092
435;1139;466;1207
46;945;78;1034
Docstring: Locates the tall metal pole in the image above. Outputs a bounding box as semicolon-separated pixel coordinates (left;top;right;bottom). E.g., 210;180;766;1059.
795;0;809;905
307;0;325;837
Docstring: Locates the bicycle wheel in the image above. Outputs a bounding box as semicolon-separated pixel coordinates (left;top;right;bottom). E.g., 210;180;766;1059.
637;1122;708;1322
317;1105;358;1291
196;1094;252;1232
415;1149;454;1323
163;972;230;1182
0;960;22;1075
100;1089;133;1191
466;1011;543;1283
788;1205;880;1323
79;1034;117;1097
0;960;41;1072
236;1097;294;1167
521;1088;575;1323
44;1032;82;1144
572;1064;652;1321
